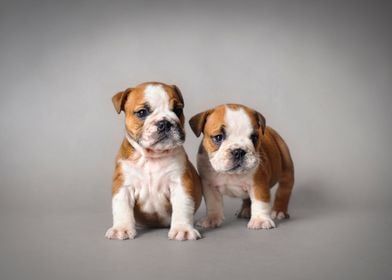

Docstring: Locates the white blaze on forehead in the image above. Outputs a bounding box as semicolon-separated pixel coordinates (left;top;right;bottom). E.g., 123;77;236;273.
224;107;253;140
139;84;182;150
144;84;170;111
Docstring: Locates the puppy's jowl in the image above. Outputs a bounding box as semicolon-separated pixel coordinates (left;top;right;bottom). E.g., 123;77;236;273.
105;82;202;241
190;104;294;230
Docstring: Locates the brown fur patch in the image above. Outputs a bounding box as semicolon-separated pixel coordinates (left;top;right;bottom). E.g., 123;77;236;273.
252;126;293;206
182;158;202;212
252;163;271;202
118;138;134;160
189;109;212;137
111;139;135;196
111;163;124;196
199;105;226;154
134;201;171;227
112;88;133;113
122;86;147;142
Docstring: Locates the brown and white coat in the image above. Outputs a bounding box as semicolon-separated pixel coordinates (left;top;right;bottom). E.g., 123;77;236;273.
190;104;294;230
106;82;202;241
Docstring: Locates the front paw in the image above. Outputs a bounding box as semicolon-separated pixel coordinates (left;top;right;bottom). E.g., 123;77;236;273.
105;226;136;240
271;210;290;220
168;224;201;241
196;215;224;228
247;216;276;230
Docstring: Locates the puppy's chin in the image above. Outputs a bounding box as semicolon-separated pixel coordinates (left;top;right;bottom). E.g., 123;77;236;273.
147;138;185;152
139;131;185;152
209;152;260;175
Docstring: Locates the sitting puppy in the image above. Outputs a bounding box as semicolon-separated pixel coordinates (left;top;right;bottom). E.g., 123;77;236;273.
190;104;294;229
105;82;202;241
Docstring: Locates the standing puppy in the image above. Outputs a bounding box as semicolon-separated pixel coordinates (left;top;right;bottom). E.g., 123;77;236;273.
105;82;202;241
190;104;294;229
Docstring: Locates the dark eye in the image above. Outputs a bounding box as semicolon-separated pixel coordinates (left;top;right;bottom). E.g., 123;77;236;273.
250;133;259;145
173;107;183;118
212;134;224;144
135;109;149;119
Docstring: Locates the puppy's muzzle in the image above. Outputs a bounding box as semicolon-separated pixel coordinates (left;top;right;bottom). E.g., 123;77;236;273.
155;119;185;142
230;148;247;170
232;148;246;162
156;120;172;134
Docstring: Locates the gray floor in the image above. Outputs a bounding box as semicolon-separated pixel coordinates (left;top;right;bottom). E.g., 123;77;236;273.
1;0;392;279
1;195;391;280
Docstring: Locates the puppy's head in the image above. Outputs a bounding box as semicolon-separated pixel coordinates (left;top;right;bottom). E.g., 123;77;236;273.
190;104;266;174
112;82;185;152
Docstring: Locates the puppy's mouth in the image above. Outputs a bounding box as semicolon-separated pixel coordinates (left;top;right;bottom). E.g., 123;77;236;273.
151;134;170;146
224;164;251;175
155;129;184;143
149;128;185;150
224;158;259;174
228;163;242;172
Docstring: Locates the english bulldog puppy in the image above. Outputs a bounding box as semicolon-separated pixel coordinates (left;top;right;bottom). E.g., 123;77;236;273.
105;82;202;241
190;104;294;230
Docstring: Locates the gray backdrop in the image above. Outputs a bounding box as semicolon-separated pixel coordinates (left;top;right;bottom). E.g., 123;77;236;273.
1;0;391;279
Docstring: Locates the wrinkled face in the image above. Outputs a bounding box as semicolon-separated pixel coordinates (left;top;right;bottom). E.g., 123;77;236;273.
115;83;185;152
196;105;264;174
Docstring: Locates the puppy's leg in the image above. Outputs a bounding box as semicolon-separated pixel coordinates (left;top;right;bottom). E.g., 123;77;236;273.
272;170;294;220
270;129;294;220
105;187;137;240
248;183;275;230
197;181;224;228
168;181;201;241
237;198;251;219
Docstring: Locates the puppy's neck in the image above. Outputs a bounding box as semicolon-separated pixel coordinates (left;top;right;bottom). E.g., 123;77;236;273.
125;133;181;160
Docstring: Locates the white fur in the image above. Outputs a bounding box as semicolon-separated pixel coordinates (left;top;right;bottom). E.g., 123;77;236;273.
105;187;136;239
225;106;253;137
209;107;259;173
247;188;275;229
144;84;170;111
120;153;176;226
168;177;201;240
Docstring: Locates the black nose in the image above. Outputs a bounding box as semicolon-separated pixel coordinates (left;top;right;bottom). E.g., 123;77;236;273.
157;120;172;133
232;148;246;161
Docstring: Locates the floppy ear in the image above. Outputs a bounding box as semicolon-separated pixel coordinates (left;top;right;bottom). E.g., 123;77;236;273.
189;110;211;137
112;88;133;114
172;84;184;105
255;111;266;135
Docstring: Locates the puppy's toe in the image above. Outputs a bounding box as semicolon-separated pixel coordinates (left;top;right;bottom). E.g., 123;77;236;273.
247;216;276;230
105;226;136;240
196;215;224;228
271;210;290;220
168;225;201;241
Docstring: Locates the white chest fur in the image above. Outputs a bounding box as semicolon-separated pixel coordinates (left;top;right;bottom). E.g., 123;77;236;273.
120;150;186;216
198;151;254;199
213;174;253;199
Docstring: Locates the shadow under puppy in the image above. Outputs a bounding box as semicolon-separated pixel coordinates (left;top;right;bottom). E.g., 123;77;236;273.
105;82;202;241
190;104;294;230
